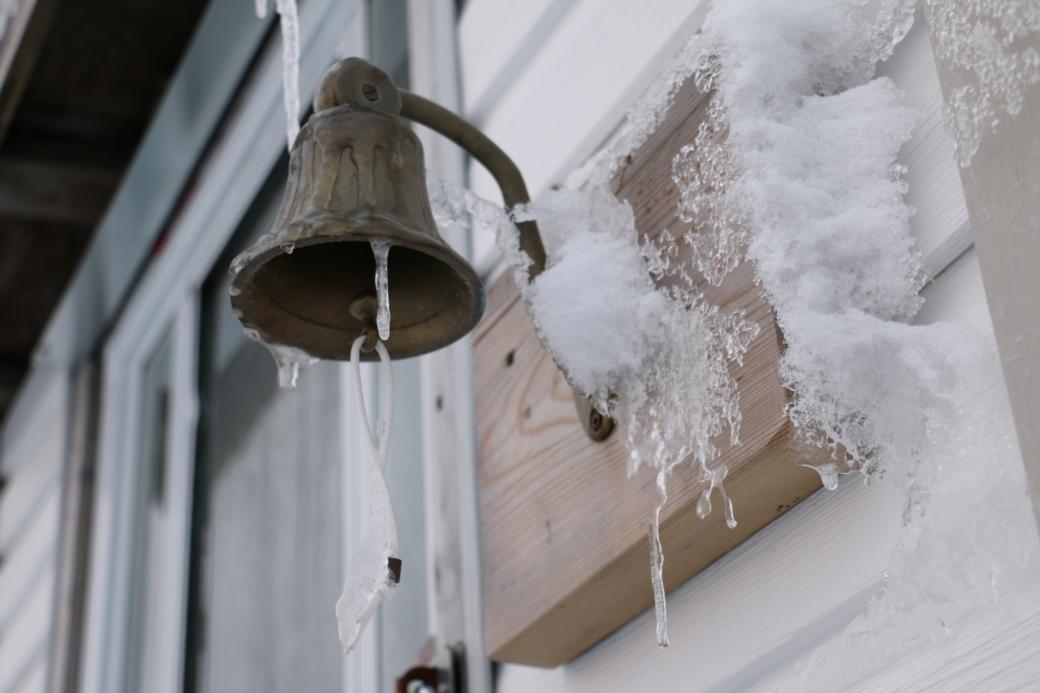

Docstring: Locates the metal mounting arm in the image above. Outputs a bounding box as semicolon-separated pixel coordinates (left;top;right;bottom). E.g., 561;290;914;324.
400;90;548;279
399;90;613;442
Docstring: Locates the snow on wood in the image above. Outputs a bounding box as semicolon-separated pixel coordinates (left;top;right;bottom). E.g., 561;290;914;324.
473;72;822;666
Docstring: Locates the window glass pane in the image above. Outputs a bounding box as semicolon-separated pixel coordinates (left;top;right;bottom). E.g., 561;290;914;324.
185;161;346;693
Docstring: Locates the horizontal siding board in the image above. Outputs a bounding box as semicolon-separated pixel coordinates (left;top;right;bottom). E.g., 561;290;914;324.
0;567;54;692
470;0;709;194
0;436;62;555
877;10;972;278
0;489;60;630
458;0;574;122
496;481;905;692
848;588;1040;692
466;0;710;271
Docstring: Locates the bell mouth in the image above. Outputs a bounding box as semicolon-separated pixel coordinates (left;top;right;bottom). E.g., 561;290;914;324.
230;211;485;361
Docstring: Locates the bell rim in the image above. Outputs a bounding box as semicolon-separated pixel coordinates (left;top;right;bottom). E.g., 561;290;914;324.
229;209;485;361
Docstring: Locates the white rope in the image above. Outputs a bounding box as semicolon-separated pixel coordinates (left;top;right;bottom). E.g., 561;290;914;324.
349;336;393;467
336;336;399;654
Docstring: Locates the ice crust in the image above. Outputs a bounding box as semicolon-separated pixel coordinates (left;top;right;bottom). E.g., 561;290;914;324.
924;0;1040;166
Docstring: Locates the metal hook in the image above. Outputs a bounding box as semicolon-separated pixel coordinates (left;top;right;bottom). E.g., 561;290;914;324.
350;293;380;353
361;325;378;353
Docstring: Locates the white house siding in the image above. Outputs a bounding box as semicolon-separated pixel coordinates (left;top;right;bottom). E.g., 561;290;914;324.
0;377;67;693
460;0;712;274
457;2;1025;690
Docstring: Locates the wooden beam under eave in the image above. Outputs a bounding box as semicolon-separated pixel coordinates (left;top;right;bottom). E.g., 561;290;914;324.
0;0;60;148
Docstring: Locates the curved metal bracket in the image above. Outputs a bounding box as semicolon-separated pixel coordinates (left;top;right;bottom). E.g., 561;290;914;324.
398;90;613;443
400;91;547;277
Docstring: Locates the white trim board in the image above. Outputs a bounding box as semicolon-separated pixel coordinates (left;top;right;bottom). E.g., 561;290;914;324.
929;14;1040;527
410;1;493;690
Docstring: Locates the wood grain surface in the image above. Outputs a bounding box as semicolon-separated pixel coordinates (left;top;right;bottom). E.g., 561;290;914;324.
475;76;822;667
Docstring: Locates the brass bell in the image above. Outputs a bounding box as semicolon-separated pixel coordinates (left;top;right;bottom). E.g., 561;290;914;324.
230;58;484;361
230;57;612;440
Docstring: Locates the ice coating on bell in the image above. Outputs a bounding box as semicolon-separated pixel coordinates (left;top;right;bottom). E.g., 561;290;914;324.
371;241;391;341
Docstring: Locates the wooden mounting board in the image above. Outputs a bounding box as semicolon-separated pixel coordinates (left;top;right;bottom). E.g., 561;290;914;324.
474;77;823;668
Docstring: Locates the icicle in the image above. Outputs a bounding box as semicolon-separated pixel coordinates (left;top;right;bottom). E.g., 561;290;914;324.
337;336;398;653
718;479;737;530
257;0;300;150
806;462;840;491
695;465;738;529
649;468;670;648
265;343;317;390
371;241;391;341
695;488;712;520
